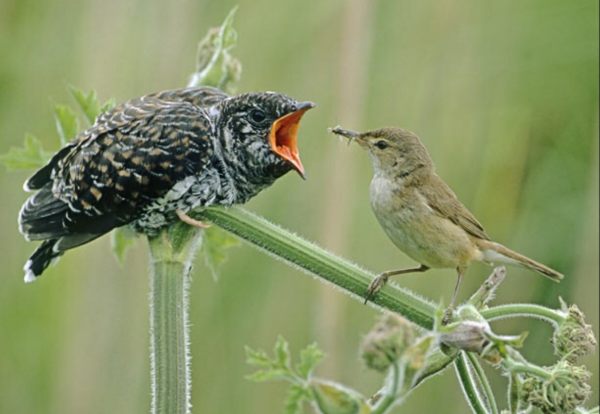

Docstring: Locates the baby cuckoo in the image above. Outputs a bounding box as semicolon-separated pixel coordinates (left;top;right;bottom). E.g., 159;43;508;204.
19;86;314;281
331;126;563;306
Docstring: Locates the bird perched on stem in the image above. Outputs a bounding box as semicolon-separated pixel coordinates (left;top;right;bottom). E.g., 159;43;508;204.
19;86;314;281
330;126;563;308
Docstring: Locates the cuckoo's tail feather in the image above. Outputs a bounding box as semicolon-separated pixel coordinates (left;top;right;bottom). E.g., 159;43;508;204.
24;239;64;283
480;241;563;282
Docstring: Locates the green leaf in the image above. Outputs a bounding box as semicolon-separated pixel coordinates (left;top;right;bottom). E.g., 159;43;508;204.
100;98;116;113
220;6;238;50
189;7;241;92
275;335;291;369
111;227;139;263
54;104;79;146
296;343;324;380
285;384;309;414
246;368;290;383
201;226;240;280
0;133;53;170
69;86;103;124
310;380;370;414
245;346;273;368
245;338;298;384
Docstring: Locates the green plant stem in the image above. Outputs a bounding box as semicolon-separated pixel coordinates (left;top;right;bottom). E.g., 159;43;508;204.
481;304;565;326
148;227;202;414
455;352;490;414
503;359;551;379
372;362;401;414
466;352;499;414
196;206;437;329
145;10;239;413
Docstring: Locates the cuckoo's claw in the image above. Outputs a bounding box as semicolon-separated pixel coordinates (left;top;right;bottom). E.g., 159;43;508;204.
176;210;211;229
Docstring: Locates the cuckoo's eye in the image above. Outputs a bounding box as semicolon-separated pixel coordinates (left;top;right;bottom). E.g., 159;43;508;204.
249;109;268;126
375;140;389;150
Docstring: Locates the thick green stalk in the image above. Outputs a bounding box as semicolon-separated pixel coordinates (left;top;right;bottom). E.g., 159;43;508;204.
148;226;202;414
145;9;240;414
195;206;437;329
455;352;490;414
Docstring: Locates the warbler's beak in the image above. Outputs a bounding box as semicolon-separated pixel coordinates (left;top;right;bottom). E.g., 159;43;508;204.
269;101;315;179
329;126;367;147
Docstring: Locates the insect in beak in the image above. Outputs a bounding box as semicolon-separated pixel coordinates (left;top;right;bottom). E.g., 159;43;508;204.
329;126;366;147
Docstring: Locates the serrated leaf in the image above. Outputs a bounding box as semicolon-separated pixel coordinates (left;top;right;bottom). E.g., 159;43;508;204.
285;384;309;414
54;104;79;146
297;343;324;380
245;346;273;368
111;227;138;263
0;133;53;170
275;335;291;369
220;6;238;50
69;86;102;124
246;368;290;383
189;7;241;92
201;226;240;280
100;98;116;113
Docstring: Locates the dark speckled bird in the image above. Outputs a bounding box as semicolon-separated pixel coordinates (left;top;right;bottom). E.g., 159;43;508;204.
19;86;314;282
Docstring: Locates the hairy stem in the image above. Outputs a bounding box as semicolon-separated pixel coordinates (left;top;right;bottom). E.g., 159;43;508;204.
145;9;240;413
455;352;490;414
196;206;437;329
503;359;552;379
371;362;401;414
148;227;202;414
481;303;565;326
466;352;499;414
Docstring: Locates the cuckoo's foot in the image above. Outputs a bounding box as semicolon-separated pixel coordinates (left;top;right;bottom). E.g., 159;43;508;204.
176;210;211;229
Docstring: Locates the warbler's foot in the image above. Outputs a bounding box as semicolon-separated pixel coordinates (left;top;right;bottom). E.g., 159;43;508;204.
176;209;211;228
364;273;389;304
442;307;455;325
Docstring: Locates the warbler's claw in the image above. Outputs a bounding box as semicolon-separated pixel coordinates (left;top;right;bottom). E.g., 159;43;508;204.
442;307;455;325
364;273;389;304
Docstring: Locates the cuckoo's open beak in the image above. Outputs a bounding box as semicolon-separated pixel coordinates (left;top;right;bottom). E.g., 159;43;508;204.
269;101;315;179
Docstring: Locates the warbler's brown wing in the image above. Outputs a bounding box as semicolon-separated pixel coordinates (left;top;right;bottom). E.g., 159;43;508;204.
422;173;490;241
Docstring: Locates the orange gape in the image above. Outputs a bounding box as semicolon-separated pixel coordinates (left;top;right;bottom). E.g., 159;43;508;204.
269;105;312;178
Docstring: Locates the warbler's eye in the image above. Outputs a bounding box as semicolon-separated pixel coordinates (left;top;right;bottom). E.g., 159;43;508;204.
249;109;267;125
375;140;389;150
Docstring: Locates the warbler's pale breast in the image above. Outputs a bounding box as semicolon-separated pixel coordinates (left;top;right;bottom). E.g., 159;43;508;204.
369;174;481;269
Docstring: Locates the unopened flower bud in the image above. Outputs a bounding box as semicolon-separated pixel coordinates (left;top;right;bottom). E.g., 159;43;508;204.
520;359;591;414
360;313;418;372
439;320;490;353
552;300;597;362
310;379;370;414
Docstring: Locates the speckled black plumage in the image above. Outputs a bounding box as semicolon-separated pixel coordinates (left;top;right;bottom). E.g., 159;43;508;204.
19;86;313;281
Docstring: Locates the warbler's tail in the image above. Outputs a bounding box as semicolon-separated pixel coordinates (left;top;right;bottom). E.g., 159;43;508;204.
479;241;563;282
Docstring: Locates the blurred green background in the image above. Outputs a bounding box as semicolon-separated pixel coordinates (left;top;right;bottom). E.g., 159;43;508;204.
0;0;597;413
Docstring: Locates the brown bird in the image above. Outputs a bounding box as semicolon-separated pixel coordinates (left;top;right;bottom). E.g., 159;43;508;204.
330;126;563;307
